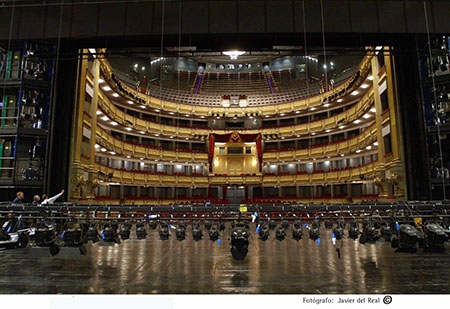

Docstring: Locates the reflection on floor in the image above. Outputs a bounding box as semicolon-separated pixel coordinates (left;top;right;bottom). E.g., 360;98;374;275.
1;223;450;294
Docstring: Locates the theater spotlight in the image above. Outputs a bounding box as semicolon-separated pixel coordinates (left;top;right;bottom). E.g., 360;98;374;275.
230;220;250;260
308;220;320;241
192;221;203;241
275;224;286;242
148;214;159;230
61;221;87;255
209;224;220;242
292;220;303;241
175;221;187;241
391;223;421;252
101;222;121;244
84;222;101;243
359;218;379;244
348;219;360;240
33;221;59;256
257;223;270;241
119;222;132;240
332;223;345;241
380;221;393;241
135;222;147;240
159;222;170;240
421;221;449;252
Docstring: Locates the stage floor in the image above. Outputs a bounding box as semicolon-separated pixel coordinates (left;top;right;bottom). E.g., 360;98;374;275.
1;223;450;294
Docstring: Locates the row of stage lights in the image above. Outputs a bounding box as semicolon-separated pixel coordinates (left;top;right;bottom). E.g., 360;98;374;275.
2;211;449;260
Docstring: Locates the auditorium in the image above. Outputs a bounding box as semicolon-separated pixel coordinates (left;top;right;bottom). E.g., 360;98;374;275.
1;0;450;298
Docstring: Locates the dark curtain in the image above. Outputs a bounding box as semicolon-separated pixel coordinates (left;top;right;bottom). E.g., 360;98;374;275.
223;186;228;199
209;135;215;172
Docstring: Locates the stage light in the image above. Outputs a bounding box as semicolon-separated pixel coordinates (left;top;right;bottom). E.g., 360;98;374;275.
136;222;147;239
230;219;249;260
192;221;203;241
159;222;170;240
292;220;303;241
391;223;421;252
209;224;220;242
119;222;132;240
101;222;121;244
275;225;286;242
257;223;270;241
422;221;449;252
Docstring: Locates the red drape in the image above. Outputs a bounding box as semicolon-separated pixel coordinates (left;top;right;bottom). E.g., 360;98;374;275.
209;135;215;172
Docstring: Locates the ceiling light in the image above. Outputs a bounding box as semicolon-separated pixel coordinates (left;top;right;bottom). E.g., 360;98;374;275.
112;93;119;97
100;148;107;152
374;141;378;146
101;116;109;121
360;84;369;89
140;105;146;109
102;86;111;91
363;114;371;119
337;99;343;103
353;119;361;124
125;127;132;131
98;78;104;83
110;121;118;126
323;103;330;107
223;50;246;59
110;151;116;155
339;125;345;129
368;75;374;80
356;149;361;153
351;91;359;96
366;145;372;150
128;100;134;105
370;107;376;113
96;111;102;115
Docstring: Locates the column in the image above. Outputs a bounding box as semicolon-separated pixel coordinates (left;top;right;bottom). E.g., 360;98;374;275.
68;49;88;200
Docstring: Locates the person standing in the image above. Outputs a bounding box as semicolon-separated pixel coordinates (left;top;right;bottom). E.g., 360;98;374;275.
32;195;41;204
12;191;24;204
41;189;64;205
